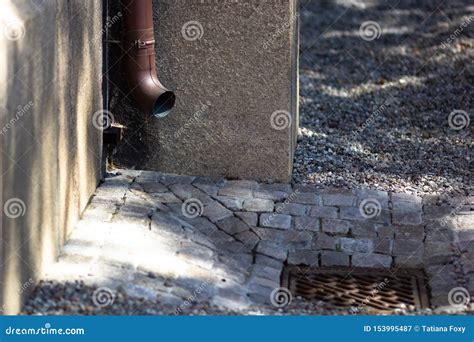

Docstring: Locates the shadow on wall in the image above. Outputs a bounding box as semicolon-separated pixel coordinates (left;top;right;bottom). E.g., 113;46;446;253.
1;1;102;314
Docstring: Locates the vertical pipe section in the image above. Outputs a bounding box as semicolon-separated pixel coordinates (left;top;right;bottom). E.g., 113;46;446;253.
121;0;175;118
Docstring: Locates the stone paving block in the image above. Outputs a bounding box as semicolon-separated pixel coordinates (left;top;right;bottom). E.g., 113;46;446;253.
170;183;213;204
251;264;282;283
140;182;168;193
392;239;424;256
392;200;423;212
339;207;390;224
248;275;280;290
391;193;422;205
287;250;319;266
208;230;234;244
192;178;219;196
313;233;338;250
292;192;321;205
351;222;377;238
136;170;162;183
235;212;258;227
372;238;392;254
151;213;186;237
423;241;454;265
322;219;352;234
256;241;287;261
352;253;392;268
218;253;253;275
252;228;313;249
275;203;308;216
294;216;320;232
355;189;389;208
215;196;243;211
216;217;250;235
310;206;338;219
202;201;233;223
247;284;274;305
394;225;424;240
322;193;356;207
93;184;128;203
339;238;373;253
254;254;284;269
259;213;292;229
253;183;291;201
81;202;116;222
392;211;423;225
215;240;250;254
234;230;260;250
160;174;196;186
187;217;219;236
321;251;350;266
151;192;182;204
393;255;423;268
243;198;274;212
218;181;257;198
177;245;215;270
375;224;395;238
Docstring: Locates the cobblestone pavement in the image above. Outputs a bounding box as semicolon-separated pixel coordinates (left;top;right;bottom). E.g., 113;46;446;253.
24;170;473;314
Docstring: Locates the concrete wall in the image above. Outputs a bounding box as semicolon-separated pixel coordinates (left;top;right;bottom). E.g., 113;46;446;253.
0;0;102;314
109;0;299;183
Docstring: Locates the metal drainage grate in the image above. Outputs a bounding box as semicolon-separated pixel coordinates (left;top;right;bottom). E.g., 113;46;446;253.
282;267;429;313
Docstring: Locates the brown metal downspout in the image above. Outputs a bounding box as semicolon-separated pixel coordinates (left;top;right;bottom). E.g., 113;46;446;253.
121;0;175;118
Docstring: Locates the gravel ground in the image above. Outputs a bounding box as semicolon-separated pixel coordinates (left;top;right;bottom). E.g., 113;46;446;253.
25;281;465;316
293;0;472;196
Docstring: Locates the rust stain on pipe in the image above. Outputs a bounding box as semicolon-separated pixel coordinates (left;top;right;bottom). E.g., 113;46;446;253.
122;0;175;118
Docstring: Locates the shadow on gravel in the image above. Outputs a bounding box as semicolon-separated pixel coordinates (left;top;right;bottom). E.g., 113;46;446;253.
294;0;472;195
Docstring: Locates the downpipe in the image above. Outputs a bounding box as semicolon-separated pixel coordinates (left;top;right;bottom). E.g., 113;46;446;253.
121;0;175;118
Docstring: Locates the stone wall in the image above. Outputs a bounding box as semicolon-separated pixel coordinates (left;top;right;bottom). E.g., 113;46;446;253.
0;0;103;314
108;0;299;182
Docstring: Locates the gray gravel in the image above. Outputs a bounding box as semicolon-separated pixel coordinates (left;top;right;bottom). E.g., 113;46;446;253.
24;281;466;316
293;0;472;196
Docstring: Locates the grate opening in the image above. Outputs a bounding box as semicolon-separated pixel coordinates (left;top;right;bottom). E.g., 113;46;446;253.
282;267;429;313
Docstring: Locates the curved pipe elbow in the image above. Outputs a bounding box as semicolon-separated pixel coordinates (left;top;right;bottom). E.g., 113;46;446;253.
122;0;175;118
126;70;175;118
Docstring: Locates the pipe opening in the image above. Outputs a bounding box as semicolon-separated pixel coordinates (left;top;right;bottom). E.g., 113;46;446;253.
153;91;175;118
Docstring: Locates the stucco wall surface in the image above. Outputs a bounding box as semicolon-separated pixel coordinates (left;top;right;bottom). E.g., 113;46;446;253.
110;0;299;182
0;0;102;314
